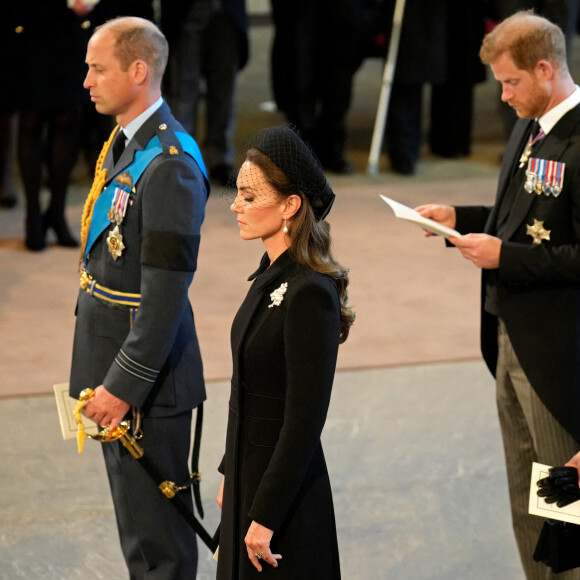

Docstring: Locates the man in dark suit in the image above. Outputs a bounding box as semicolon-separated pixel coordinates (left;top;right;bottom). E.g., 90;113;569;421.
417;11;580;579
69;16;209;579
270;0;358;174
159;0;248;186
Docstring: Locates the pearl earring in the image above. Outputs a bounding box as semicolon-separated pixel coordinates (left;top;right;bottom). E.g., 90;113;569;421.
283;218;288;234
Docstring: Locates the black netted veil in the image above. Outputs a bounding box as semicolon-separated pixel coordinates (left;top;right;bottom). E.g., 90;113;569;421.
245;124;336;220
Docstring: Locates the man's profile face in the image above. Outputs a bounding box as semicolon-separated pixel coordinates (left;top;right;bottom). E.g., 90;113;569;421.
83;29;136;123
491;52;551;119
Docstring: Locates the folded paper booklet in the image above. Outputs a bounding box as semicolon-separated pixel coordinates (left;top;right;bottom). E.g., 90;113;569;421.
529;462;580;525
379;194;461;238
53;382;99;440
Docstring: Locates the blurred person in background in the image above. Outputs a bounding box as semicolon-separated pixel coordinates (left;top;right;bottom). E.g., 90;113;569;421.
7;1;94;251
160;0;249;186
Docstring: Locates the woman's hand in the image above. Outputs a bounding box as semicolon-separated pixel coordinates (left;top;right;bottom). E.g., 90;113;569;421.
245;520;282;572
216;476;225;509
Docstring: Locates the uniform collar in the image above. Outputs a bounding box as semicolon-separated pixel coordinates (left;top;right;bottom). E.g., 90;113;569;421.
120;97;164;144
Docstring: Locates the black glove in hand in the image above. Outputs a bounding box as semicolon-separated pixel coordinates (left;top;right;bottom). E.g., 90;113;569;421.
537;466;580;508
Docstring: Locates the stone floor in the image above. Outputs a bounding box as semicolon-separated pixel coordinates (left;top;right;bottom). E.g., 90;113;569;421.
0;361;524;580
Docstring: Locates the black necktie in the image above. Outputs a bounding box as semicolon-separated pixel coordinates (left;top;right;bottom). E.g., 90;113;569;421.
112;129;126;165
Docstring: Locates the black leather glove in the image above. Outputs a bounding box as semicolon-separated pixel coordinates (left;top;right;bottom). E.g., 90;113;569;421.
537;466;580;508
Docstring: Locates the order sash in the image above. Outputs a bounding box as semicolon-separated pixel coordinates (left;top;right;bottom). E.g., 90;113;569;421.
83;131;207;263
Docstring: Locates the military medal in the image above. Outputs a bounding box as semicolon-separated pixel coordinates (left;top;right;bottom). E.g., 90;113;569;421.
526;219;551;245
108;187;131;225
524;170;536;194
551;160;564;197
519;144;532;169
107;225;126;260
534;158;545;195
107;173;133;223
525;157;540;193
519;125;545;168
525;157;565;197
544;159;553;196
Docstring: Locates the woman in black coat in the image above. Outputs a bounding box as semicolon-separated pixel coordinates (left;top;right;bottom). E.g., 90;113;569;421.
215;125;355;578
6;1;93;250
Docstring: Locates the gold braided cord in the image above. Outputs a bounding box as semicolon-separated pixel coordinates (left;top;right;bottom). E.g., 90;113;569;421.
78;125;120;271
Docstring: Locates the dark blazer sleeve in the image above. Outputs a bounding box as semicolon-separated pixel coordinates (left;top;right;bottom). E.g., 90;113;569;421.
454;205;492;234
500;239;580;283
103;153;207;407
248;274;341;530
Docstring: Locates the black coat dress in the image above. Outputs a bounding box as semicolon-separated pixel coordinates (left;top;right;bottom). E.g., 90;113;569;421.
217;250;342;579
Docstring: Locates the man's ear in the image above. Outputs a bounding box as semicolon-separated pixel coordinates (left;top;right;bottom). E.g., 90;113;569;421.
535;59;555;80
132;60;149;85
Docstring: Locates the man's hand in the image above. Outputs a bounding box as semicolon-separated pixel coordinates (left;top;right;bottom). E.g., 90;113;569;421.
415;204;456;237
84;385;130;429
448;233;501;269
566;451;580;487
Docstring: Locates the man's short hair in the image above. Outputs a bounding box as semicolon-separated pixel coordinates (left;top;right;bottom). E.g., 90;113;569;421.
480;10;567;72
96;17;169;83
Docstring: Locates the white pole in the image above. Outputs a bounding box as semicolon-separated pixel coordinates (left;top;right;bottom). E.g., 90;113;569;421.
367;0;407;175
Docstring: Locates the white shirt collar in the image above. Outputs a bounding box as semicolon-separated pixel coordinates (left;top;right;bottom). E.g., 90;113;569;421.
538;85;580;134
119;97;164;144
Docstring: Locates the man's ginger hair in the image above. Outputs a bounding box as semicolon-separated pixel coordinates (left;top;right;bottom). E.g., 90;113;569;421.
480;10;567;72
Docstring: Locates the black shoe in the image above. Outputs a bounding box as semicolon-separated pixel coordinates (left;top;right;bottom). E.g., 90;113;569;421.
25;215;46;251
0;191;17;209
54;228;80;248
43;213;79;248
210;164;238;188
431;148;469;159
390;158;416;176
320;156;356;175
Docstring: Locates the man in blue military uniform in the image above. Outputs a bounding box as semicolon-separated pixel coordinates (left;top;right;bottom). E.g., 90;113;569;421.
69;16;209;579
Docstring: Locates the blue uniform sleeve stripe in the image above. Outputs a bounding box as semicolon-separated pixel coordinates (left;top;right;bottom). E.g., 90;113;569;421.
115;349;159;382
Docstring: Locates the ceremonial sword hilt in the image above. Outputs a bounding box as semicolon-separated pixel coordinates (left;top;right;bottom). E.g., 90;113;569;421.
77;388;144;459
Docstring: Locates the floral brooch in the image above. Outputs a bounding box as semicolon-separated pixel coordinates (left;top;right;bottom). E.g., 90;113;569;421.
268;282;288;308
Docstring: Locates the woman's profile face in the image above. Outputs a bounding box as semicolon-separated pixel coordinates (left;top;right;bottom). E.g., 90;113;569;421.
231;161;285;242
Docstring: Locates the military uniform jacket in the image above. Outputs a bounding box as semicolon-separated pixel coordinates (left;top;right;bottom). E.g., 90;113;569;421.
454;104;580;441
69;101;208;416
217;250;342;579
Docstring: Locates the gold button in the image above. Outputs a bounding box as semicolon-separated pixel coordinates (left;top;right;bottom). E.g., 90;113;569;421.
81;20;91;29
159;124;167;130
15;25;24;34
